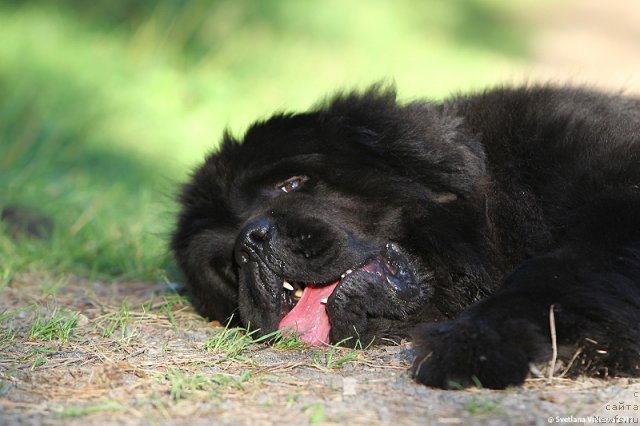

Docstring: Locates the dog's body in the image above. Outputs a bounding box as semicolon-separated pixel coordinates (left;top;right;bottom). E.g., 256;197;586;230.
172;85;640;388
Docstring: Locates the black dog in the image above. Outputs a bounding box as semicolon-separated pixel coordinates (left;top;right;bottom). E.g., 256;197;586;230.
171;84;640;389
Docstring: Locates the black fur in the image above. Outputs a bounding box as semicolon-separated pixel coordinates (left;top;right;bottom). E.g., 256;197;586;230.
171;84;640;389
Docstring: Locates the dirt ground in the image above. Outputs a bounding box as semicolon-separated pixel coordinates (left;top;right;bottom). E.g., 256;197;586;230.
3;1;640;425
1;275;639;426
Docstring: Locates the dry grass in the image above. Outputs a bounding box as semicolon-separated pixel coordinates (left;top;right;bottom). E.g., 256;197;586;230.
1;275;638;425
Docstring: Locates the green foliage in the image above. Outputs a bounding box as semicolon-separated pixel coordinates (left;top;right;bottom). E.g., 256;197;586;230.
164;368;252;401
307;403;327;424
0;310;17;347
29;306;79;342
165;369;212;402
465;395;506;416
204;319;310;362
56;400;123;418
154;294;191;330
269;330;308;350
203;321;262;362
313;343;363;369
98;300;133;339
24;345;56;370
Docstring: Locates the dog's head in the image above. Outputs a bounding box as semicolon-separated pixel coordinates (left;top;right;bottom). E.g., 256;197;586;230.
171;87;489;345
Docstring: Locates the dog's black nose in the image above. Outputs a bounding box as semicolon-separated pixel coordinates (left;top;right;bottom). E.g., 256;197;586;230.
235;218;273;264
244;218;271;244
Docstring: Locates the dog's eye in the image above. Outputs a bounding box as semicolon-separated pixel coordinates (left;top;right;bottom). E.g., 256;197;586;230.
276;175;308;193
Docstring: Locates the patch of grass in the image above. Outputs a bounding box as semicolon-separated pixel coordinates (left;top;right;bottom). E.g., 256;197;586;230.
313;345;364;369
29;306;79;342
311;337;371;369
204;321;308;363
98;299;135;339
0;325;15;349
306;403;327;424
0;307;31;349
23;345;56;370
0;267;14;291
210;370;252;391
92;293;199;342
164;368;252;402
204;320;313;362
0;379;10;398
56;400;123;418
286;393;301;407
154;294;191;331
203;321;373;369
0;309;19;324
40;276;70;298
165;369;212;402
204;323;258;362
0;326;15;345
269;330;308;350
447;375;484;390
465;395;506;416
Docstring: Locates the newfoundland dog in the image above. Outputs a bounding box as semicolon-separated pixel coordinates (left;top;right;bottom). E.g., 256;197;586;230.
171;84;640;389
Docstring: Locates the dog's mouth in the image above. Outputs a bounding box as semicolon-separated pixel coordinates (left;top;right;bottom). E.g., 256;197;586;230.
277;242;415;346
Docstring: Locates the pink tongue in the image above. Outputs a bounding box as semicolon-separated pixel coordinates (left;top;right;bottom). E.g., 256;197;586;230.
278;281;339;346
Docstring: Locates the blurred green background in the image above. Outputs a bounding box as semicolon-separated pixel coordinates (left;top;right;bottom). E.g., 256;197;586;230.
0;0;547;283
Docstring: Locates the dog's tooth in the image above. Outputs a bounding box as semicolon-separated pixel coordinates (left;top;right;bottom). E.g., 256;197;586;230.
320;298;328;304
283;281;294;291
340;273;346;279
294;288;303;299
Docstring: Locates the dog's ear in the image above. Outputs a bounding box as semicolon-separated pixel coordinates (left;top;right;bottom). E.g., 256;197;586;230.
321;85;487;197
399;108;487;196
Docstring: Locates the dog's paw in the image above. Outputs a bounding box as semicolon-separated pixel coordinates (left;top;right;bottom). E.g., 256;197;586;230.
410;318;548;389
